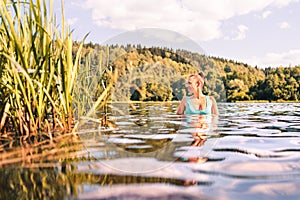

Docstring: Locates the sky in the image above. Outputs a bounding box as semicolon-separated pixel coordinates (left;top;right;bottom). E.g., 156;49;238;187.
54;0;300;68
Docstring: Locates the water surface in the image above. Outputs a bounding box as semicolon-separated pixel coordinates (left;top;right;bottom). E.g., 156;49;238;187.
1;102;300;200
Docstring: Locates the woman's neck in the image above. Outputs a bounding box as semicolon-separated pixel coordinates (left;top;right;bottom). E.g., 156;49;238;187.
194;91;205;99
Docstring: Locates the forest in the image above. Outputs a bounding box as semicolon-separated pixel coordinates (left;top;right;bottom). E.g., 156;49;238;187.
75;42;300;102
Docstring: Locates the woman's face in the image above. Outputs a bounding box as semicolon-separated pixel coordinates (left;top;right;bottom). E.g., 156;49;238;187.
186;76;198;93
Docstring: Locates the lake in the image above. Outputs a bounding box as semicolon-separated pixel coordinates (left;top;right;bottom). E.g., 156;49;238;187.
1;102;300;200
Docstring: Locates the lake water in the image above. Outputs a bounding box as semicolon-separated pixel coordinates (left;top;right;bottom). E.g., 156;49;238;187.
1;102;300;200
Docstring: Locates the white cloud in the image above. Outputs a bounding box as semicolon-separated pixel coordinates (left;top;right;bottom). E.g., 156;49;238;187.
262;10;272;18
232;25;249;40
244;49;300;68
70;1;82;7
82;0;297;41
273;0;299;7
67;17;78;25
278;21;290;29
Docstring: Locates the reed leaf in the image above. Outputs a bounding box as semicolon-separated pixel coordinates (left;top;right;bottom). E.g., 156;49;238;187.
0;0;90;136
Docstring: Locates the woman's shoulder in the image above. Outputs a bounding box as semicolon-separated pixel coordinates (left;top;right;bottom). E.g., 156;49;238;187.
208;96;217;103
179;96;187;103
183;96;192;100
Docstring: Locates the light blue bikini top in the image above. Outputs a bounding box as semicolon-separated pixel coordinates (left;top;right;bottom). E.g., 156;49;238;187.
185;96;211;115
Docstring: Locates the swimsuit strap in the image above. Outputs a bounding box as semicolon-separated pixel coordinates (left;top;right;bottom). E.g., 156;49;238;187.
205;96;211;113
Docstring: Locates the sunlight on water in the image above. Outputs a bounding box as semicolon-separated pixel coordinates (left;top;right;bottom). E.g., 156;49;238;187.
1;102;300;199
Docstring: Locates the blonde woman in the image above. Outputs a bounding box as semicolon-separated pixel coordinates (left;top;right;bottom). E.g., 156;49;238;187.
177;72;219;115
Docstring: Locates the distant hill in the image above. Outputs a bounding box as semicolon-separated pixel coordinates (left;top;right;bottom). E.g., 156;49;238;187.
75;42;300;102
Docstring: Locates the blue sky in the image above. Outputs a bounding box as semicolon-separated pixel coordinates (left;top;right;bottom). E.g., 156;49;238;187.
54;0;300;68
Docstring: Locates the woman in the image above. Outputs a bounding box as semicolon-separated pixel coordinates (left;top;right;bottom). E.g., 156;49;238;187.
177;72;219;115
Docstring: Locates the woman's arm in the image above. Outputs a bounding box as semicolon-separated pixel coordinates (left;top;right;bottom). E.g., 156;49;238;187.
177;96;186;115
210;96;219;115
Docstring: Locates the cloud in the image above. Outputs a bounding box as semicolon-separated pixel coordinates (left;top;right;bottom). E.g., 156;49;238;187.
278;21;290;29
262;10;272;18
67;17;78;25
232;25;249;40
245;49;300;67
273;0;299;7
81;0;297;41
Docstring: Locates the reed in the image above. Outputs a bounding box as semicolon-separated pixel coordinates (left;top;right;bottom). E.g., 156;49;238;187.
0;0;87;138
71;45;115;133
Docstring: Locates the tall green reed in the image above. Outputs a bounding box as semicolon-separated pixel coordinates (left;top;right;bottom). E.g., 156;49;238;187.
0;0;86;138
72;46;114;132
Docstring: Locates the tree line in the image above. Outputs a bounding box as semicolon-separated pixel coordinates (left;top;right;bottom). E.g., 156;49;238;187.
75;42;300;102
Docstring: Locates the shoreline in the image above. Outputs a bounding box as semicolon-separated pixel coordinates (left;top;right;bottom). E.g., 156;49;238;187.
105;100;300;103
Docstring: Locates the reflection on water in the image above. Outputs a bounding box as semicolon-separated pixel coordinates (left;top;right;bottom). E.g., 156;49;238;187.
1;102;300;199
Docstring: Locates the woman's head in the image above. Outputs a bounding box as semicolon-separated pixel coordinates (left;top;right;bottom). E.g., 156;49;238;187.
186;72;205;93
